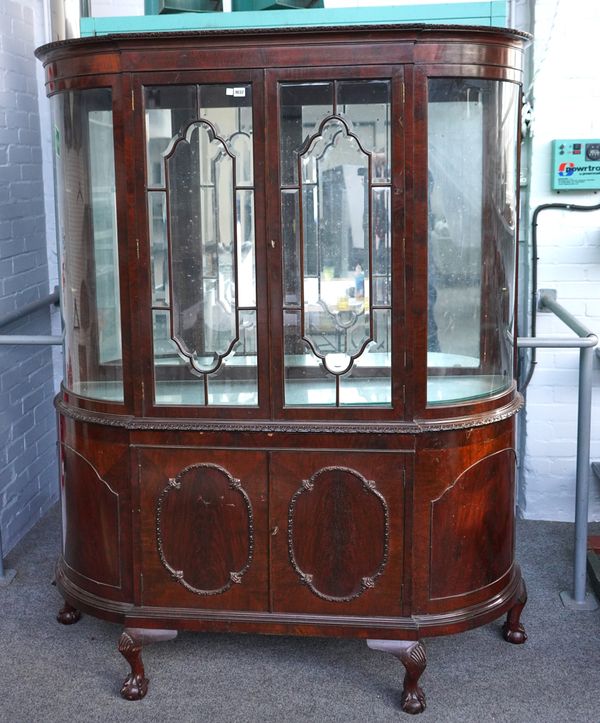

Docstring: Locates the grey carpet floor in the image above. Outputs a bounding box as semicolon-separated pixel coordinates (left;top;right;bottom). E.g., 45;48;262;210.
0;506;599;723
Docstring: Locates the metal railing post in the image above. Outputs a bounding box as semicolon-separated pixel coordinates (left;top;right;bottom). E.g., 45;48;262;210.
559;343;596;609
518;293;598;611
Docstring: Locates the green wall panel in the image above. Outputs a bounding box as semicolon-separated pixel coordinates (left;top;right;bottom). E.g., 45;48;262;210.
82;2;508;36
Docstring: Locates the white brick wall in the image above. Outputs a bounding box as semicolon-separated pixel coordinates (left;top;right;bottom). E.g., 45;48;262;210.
0;0;59;553
5;0;595;534
522;0;600;520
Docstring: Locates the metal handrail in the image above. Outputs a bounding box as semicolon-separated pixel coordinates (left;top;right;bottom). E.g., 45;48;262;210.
517;293;598;611
0;287;62;583
0;287;59;329
0;334;64;346
0;287;63;346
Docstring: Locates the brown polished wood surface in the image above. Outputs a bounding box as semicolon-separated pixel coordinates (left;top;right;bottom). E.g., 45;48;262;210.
37;24;529;712
270;451;405;616
138;447;269;610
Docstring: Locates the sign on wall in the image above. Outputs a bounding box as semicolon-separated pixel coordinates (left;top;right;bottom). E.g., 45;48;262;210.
551;139;600;191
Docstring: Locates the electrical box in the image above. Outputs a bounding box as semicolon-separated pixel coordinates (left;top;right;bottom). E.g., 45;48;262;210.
552;139;600;190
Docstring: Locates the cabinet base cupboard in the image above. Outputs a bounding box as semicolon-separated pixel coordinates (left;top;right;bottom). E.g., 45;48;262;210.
37;23;530;713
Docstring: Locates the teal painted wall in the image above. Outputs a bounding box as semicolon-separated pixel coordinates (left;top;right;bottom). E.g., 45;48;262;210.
82;2;508;36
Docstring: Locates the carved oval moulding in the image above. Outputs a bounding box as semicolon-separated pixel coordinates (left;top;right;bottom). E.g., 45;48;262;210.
156;463;254;596
288;466;389;602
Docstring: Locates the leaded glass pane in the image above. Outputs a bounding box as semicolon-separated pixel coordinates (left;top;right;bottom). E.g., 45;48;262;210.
146;83;258;407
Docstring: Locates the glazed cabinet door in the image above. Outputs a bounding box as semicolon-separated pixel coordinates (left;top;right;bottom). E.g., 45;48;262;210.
269;451;406;616
136;447;268;610
266;67;406;420
133;72;269;419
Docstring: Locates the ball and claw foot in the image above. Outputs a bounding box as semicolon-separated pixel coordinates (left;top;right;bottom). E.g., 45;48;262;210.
119;630;149;701
398;642;427;714
401;686;427;715
121;672;149;701
502;620;527;645
57;602;81;625
367;639;427;715
502;578;528;645
118;627;177;701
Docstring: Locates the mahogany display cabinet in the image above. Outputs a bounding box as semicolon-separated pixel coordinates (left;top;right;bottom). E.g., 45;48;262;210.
36;23;529;713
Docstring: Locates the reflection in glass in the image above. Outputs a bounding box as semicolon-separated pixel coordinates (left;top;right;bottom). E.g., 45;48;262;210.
208;310;258;406
300;117;371;373
153;310;205;406
282;190;301;306
284;310;336;406
372;187;391;305
145;85;197;188
167;122;237;372
427;79;519;406
146;83;257;406
337;80;391;182
339;308;391;406
236;189;256;307
148;191;168;307
280;80;392;407
53;88;124;402
280;82;333;186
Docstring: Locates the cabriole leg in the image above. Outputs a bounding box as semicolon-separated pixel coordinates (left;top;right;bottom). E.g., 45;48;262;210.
367;639;427;714
118;628;177;701
502;577;528;644
57;601;81;625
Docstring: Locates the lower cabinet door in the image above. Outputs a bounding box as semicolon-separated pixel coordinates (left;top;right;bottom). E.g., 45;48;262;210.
270;451;405;616
137;447;268;611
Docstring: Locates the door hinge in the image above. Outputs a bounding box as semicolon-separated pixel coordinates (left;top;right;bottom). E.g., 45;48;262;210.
131;89;135;111
401;81;405;105
136;238;140;260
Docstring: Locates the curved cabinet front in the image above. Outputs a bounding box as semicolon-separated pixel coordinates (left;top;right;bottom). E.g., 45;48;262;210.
412;420;517;616
57;410;520;637
40;22;528;710
58;417;133;604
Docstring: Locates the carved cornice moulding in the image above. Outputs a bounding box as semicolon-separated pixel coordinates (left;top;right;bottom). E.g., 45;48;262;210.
36;24;530;60
55;394;523;435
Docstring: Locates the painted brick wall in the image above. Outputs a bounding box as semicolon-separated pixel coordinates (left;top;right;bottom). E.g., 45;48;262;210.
0;0;59;554
522;0;600;520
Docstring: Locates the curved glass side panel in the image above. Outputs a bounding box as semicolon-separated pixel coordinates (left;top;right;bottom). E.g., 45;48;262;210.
280;80;392;408
145;84;257;406
53;89;123;402
427;78;519;406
